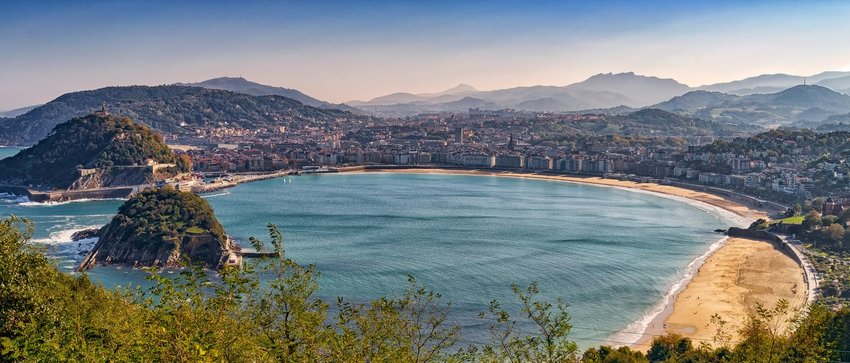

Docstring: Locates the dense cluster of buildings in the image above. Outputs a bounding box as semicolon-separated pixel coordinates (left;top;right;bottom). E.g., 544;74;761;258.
177;108;849;201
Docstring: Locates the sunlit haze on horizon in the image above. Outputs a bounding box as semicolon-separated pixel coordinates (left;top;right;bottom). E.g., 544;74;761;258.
1;0;849;110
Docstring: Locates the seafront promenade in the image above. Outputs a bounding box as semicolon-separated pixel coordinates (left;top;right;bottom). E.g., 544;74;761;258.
192;170;293;193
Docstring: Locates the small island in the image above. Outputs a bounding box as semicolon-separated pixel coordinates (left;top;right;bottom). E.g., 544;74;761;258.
77;187;242;270
0;111;191;202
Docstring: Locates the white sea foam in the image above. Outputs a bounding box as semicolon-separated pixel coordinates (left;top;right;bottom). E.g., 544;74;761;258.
0;192;29;204
32;226;101;267
32;225;100;245
595;186;749;346
610;236;729;345
201;191;231;199
18;197;125;207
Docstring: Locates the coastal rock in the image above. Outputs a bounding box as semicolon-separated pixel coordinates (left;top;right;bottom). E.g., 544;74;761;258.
77;187;240;271
71;228;100;241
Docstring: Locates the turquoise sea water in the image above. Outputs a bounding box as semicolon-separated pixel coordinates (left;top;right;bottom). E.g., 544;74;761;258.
0;146;23;159
0;173;733;347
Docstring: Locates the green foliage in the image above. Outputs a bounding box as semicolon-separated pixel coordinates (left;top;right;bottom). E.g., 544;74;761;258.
0;218;572;362
99;187;227;254
581;346;648;363
471;281;578;362
0;114;176;188
777;215;806;225
803;211;823;230
176;154;193;173
0;85;364;146
699;129;850;191
3;216;850;362
646;334;694;362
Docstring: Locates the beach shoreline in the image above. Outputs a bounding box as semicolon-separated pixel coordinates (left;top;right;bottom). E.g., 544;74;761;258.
336;167;806;349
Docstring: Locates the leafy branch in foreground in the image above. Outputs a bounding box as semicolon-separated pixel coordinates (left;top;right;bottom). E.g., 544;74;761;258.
468;282;577;363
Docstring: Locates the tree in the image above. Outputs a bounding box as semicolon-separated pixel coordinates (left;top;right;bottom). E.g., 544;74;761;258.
803;211;823;230
176;154;192;173
792;203;803;216
646;334;693;362
4;215;850;362
839;208;850;224
475;282;578;363
826;223;845;245
822;215;839;226
581;346;648;363
812;197;826;213
733;300;791;362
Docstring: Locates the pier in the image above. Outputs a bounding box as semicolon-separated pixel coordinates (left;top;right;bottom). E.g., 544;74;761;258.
193;170;294;193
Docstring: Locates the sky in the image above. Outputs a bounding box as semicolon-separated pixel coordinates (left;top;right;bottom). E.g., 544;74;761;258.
1;0;850;110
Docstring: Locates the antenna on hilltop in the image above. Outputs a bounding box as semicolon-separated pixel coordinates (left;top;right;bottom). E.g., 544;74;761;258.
804;77;807;86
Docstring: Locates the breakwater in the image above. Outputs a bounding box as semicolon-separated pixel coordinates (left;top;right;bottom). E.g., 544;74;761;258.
0;184;136;203
193;170;293;193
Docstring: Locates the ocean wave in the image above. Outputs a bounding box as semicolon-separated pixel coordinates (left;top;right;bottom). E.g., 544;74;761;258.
33;225;101;245
609;236;729;346
0;193;29;204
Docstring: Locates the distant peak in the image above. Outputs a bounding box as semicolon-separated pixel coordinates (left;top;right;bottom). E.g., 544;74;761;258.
587;71;653;80
201;76;250;83
442;83;477;94
783;84;831;92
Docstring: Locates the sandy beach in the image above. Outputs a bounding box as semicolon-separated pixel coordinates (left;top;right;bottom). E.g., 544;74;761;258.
343;168;806;349
637;237;807;347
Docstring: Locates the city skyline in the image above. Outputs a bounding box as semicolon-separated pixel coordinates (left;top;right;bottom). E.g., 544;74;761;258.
2;0;850;110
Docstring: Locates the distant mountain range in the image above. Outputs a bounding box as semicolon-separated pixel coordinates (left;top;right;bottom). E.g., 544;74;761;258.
177;77;361;113
348;71;850;116
3;70;850;145
0;85;363;146
0;105;40;118
652;85;850;126
350;72;691;116
695;71;850;95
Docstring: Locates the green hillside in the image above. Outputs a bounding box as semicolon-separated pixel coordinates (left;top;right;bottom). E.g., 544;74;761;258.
82;188;229;270
0;114;179;189
0;85;363;145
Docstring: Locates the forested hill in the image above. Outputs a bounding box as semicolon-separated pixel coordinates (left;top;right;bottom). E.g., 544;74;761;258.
0;114;180;189
0;85;362;146
80;187;233;270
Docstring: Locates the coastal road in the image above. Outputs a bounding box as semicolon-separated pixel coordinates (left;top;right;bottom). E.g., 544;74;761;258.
780;236;819;305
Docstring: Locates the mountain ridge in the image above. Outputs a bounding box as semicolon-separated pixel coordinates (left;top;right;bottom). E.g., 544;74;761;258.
177;77;361;113
0;85;363;146
653;85;850;126
353;72;689;115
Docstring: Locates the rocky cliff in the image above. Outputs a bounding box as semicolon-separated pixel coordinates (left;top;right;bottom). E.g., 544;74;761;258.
77;188;240;270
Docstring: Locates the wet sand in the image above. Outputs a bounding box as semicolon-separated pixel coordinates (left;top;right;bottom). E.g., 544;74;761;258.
636;237;806;348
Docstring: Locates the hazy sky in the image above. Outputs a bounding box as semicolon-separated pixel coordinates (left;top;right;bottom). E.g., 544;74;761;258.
2;0;850;110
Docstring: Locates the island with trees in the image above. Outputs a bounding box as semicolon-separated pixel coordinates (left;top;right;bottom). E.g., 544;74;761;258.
77;187;240;270
0;112;191;201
